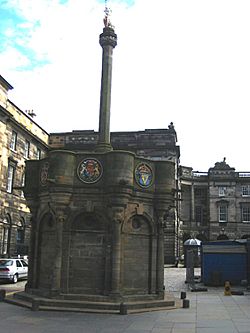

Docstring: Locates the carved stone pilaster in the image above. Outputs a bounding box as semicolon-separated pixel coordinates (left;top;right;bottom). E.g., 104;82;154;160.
156;212;167;297
110;208;124;298
50;208;68;295
25;203;39;290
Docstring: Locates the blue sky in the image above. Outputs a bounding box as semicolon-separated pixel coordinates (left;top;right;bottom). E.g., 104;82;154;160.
1;0;250;172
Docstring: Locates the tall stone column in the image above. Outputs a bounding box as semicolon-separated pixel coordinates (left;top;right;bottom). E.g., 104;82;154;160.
191;182;195;224
110;209;123;298
156;214;165;298
96;24;117;152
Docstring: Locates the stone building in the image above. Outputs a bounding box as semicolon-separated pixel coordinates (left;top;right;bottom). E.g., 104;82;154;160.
180;158;250;243
0;75;49;257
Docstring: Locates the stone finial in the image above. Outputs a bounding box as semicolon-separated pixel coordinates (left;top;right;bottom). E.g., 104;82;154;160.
168;122;175;130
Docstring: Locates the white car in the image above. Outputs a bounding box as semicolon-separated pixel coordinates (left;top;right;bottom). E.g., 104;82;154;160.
0;258;28;283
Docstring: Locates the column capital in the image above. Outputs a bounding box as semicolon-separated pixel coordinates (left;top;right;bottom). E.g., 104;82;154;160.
99;27;117;48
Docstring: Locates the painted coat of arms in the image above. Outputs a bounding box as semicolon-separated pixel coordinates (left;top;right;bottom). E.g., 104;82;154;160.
77;158;103;183
135;163;153;188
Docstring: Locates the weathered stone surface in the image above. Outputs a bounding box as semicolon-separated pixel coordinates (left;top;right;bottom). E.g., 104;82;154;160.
24;149;175;306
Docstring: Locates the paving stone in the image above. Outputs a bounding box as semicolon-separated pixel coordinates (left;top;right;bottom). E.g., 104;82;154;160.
1;267;250;333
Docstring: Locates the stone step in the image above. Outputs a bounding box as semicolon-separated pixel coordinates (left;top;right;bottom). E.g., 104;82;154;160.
5;297;32;310
5;291;180;314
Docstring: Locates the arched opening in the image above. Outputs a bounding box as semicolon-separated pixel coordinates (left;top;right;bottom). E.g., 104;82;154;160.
1;214;11;256
68;212;107;294
122;215;152;295
16;217;25;255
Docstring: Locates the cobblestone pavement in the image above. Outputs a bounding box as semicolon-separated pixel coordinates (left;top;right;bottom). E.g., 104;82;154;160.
0;280;26;295
164;266;191;292
0;268;250;333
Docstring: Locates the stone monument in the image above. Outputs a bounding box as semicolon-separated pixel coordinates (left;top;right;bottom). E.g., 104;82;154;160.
12;4;178;313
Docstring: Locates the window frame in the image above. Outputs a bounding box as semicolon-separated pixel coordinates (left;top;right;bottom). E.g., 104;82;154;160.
36;148;41;160
6;163;15;193
219;204;227;223
2;216;11;255
195;206;203;224
241;185;250;197
16;218;25;244
24;140;30;158
20;172;25;198
10;131;17;151
241;205;250;223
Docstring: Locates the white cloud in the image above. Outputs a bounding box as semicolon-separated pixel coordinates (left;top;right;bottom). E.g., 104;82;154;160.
2;0;250;171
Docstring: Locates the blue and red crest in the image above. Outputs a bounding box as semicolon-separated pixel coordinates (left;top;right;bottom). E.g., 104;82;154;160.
135;163;153;188
77;158;103;183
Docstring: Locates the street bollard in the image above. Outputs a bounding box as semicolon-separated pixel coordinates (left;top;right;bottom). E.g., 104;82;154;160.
0;290;6;301
31;299;40;311
180;291;186;299
224;281;232;296
120;302;128;315
183;299;190;308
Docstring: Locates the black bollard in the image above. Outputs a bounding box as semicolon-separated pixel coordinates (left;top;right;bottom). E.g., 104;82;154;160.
120;302;128;315
183;299;190;308
0;290;6;301
180;291;186;299
31;299;40;311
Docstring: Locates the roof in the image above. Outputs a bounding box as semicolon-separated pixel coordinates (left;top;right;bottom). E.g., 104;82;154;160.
0;75;13;90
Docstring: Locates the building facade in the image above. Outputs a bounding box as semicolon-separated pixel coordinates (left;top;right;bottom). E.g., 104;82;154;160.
180;158;250;245
0;75;49;257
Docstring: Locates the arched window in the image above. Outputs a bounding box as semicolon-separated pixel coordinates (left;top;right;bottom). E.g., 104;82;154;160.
2;215;11;255
16;218;25;244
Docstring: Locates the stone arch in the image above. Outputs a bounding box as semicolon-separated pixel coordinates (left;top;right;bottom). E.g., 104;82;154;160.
121;214;153;295
37;212;56;289
16;217;25;239
16;217;25;255
67;212;108;294
1;214;12;256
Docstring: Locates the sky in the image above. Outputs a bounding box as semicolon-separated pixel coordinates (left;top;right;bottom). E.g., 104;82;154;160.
1;0;250;172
